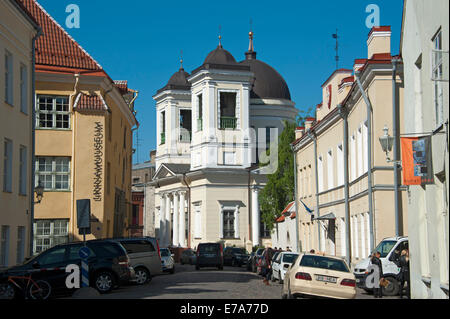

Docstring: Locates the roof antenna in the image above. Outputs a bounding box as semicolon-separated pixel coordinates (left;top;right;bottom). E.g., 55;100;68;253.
332;29;339;70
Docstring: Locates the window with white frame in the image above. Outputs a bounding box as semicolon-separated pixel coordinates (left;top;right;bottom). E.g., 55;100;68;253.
3;139;13;193
362;122;368;173
33;219;69;254
36;95;70;129
432;30;444;125
357;126;363;177
20;64;28;114
197;94;203;132
0;226;10;267
19;145;27;195
194;204;202;238
16;226;26;264
337;144;344;186
350;135;357;181
318;155;324;192
35;157;70;191
222;210;235;239
5;50;13;105
340;218;346;257
327;150;334;190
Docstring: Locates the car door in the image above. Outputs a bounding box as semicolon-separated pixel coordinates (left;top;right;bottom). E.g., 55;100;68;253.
273;253;281;279
33;246;68;293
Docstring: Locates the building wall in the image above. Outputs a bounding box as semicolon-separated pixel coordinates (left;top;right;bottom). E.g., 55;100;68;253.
402;0;449;299
0;0;37;267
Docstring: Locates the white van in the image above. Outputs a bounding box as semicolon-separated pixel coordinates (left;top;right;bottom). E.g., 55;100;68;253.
353;236;409;296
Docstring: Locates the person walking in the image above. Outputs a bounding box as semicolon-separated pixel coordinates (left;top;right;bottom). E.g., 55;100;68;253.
397;249;410;299
262;247;274;286
371;251;384;298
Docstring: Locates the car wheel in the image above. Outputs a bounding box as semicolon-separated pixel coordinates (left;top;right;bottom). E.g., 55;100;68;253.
134;267;150;285
382;277;400;296
94;271;115;294
0;283;17;300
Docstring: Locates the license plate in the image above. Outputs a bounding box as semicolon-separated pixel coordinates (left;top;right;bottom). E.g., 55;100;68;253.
316;275;337;283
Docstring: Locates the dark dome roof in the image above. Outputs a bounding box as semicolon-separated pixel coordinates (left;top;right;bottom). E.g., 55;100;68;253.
157;68;191;93
240;58;291;100
204;45;238;65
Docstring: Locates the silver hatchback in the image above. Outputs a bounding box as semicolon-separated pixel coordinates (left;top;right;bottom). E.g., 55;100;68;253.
114;237;162;285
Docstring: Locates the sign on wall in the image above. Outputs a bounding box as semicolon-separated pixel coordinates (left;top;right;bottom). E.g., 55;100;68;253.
93;121;104;201
401;136;434;185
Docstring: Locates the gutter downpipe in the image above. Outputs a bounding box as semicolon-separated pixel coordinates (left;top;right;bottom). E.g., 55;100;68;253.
308;130;321;251
30;27;42;256
69;74;80;241
392;57;402;237
182;174;191;248
338;104;352;266
354;71;375;252
291;144;300;253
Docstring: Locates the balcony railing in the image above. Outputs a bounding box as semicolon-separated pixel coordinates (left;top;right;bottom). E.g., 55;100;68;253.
160;132;165;145
197;118;203;131
220;117;237;130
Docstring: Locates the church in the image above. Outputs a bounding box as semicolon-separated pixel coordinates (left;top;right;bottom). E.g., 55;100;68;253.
151;31;298;251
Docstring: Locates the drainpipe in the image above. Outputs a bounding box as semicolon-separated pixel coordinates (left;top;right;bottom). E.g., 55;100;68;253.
182;174;191;248
392;57;402;237
291;144;300;253
354;71;375;252
30;27;42;256
69;74;80;241
308;130;321;251
338;104;352;265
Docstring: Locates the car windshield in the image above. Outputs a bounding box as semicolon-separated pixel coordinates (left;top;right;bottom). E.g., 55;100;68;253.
373;240;397;258
282;253;299;264
199;245;219;253
256;248;264;256
232;248;246;254
160;249;170;257
300;255;350;273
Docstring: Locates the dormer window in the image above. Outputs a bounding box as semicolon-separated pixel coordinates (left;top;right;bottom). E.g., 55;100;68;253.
219;92;237;130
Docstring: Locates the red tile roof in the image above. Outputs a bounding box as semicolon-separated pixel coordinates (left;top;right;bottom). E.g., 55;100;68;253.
73;93;107;112
19;0;103;71
114;80;129;95
368;26;391;37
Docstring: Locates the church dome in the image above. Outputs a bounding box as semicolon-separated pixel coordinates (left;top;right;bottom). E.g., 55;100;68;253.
203;45;238;65
157;67;191;93
240;57;291;101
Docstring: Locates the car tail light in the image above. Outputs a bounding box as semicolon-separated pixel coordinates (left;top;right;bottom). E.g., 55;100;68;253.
295;272;312;281
156;240;161;261
341;279;356;287
118;255;129;266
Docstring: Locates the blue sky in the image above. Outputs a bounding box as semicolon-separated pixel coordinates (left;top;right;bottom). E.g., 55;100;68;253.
38;0;404;164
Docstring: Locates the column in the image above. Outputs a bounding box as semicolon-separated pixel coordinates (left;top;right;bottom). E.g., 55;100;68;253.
160;194;166;246
179;191;186;247
165;194;171;247
173;192;179;246
234;205;240;239
251;186;260;246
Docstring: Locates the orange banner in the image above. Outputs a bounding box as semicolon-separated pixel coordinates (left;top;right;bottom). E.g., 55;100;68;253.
401;136;434;185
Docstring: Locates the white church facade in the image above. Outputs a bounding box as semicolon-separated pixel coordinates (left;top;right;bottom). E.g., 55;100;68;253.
151;32;298;251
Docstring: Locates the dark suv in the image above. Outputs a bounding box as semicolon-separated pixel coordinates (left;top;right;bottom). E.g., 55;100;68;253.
0;240;134;298
196;243;223;270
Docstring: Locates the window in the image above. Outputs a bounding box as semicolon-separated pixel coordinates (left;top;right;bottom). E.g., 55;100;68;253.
36;96;70;129
317;155;324;192
340;218;346;257
194;205;202;239
327;150;334;190
260;222;271;238
357;126;363;177
35;157;70;191
219;92;237;130
3;139;13;193
266;127;276;151
432;30;444;125
160;111;166;145
0;226;10;267
223;210;235;239
179;109;192;142
123;127;127;149
38;247;66;266
5;51;13;105
120;240;155;254
19;146;27;195
20;64;28;113
337;144;344;186
16;226;26;264
33;220;69;254
350;135;357;181
363;122;368;173
197;94;203;131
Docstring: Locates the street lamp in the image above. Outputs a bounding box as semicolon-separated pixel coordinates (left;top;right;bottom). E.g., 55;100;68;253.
379;125;396;163
34;181;44;204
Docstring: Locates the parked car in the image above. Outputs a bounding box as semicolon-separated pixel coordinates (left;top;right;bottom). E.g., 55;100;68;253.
160;248;175;274
272;252;299;284
249;248;264;273
0;240;134;298
180;249;196;265
353;236;409;296
223;247;249;267
112;237;162;285
282;253;356;299
196;243;223;270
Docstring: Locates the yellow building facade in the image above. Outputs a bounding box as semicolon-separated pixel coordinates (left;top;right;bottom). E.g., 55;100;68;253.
0;0;40;267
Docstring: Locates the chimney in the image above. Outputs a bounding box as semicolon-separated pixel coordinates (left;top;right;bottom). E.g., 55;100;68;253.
367;26;391;59
295;127;305;139
304;118;315;131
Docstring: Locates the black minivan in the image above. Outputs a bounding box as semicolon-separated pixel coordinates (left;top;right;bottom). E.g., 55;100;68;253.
196;243;224;270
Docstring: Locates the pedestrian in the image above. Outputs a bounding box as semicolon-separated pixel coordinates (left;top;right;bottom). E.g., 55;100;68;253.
309;249;315;254
262;247;274;286
286;247;292;252
397;249;410;299
371;251;384;298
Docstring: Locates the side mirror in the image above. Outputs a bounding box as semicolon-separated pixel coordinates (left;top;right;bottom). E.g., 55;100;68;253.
283;264;290;269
